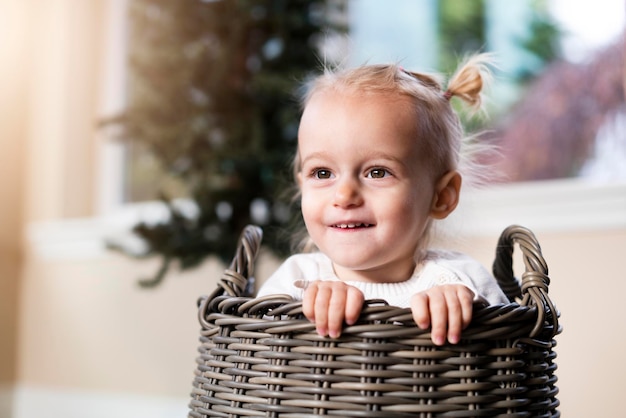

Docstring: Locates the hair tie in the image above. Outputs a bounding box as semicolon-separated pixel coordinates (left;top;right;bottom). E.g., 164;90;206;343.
443;90;453;101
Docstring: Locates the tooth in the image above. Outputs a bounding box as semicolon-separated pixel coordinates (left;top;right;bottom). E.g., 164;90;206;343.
334;223;372;228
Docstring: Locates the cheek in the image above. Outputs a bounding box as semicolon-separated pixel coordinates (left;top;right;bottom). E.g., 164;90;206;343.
299;192;318;223
384;192;430;228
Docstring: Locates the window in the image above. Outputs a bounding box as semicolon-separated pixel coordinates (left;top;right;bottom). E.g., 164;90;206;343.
100;0;625;228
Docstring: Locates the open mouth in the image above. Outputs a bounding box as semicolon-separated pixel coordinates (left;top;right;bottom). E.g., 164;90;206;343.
332;223;373;229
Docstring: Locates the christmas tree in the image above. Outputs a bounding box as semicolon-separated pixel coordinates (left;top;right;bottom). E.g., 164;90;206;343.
109;0;341;287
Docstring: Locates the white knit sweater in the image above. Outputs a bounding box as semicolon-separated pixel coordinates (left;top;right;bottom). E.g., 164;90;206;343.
256;250;509;307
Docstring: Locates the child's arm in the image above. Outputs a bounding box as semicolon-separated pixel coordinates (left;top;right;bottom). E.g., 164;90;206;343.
410;284;475;345
301;280;364;338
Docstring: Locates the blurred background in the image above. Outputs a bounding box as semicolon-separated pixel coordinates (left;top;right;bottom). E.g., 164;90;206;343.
0;0;624;417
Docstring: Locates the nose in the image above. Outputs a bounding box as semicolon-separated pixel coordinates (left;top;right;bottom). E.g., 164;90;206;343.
333;177;363;208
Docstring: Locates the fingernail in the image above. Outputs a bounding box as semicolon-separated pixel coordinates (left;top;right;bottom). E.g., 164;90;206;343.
329;330;340;339
317;327;327;337
294;280;310;290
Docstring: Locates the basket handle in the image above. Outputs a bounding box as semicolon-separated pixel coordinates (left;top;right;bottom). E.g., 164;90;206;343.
492;225;559;339
197;225;262;328
209;225;263;299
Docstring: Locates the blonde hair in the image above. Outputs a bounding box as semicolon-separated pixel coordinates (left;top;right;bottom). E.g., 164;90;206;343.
292;53;494;252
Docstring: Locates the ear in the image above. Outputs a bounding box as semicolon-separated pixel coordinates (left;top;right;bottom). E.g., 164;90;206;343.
430;171;462;219
296;171;303;187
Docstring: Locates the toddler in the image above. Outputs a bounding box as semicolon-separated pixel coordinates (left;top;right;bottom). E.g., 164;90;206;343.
257;54;508;345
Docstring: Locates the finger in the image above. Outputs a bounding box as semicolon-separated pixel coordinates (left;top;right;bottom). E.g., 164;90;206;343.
444;290;463;344
428;291;448;346
326;286;348;338
313;284;333;337
301;282;319;321
410;292;431;330
459;287;474;329
344;287;364;326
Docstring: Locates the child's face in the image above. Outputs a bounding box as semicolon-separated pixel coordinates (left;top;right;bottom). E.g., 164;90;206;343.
297;90;439;283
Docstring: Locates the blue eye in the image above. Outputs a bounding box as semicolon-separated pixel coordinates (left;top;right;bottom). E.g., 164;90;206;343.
368;168;388;179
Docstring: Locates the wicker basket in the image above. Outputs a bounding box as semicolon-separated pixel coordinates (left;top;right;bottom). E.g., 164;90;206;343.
189;225;560;417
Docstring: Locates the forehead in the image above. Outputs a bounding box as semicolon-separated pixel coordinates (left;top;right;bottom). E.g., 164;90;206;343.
305;87;413;111
299;89;419;147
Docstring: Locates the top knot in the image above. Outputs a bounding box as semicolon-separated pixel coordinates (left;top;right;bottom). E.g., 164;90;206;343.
445;53;494;110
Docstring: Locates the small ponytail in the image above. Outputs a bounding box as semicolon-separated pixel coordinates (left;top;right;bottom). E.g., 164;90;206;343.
444;53;494;110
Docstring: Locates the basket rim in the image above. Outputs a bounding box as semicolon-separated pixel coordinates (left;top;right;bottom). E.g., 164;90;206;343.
200;224;559;342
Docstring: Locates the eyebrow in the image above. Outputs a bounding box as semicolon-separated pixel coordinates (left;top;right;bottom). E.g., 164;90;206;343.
299;150;409;168
298;151;328;166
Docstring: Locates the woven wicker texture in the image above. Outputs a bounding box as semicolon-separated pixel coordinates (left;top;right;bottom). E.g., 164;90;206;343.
189;225;560;417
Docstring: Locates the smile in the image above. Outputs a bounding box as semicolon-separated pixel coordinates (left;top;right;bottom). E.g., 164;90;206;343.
332;223;373;229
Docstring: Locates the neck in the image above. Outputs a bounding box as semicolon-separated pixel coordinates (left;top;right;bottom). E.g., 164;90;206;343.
332;259;416;284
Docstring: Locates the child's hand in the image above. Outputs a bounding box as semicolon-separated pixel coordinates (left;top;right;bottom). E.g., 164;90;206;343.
301;280;364;338
410;285;474;346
